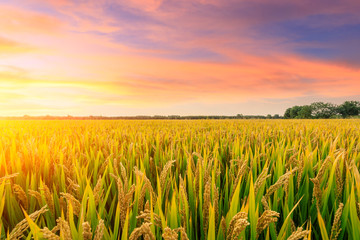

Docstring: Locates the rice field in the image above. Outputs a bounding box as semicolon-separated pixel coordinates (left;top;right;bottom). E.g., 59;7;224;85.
1;119;360;239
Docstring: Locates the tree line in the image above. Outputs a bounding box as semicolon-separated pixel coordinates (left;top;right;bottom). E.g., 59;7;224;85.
1;114;280;120
284;101;360;119
1;101;359;120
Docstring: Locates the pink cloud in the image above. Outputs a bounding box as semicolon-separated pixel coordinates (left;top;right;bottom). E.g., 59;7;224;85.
0;5;64;34
1;0;360;115
0;37;33;54
78;52;360;105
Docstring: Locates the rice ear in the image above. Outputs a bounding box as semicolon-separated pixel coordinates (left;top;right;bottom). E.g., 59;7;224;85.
288;227;310;240
9;205;48;239
94;219;105;240
13;184;28;211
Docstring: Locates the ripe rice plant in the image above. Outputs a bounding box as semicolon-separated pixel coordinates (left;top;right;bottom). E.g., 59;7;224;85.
1;119;360;239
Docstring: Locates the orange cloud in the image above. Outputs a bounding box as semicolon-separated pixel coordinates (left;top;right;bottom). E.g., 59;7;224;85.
70;52;359;106
126;0;164;12
0;5;63;34
20;0;120;34
1;50;359;115
0;37;33;54
1;0;360;116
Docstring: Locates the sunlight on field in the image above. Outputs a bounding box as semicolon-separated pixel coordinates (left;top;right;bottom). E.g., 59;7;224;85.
0;120;360;239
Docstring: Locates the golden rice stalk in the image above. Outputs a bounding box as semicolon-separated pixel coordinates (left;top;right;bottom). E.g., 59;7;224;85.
0;173;19;184
82;221;92;240
41;227;60;240
220;217;227;237
129;222;155;240
164;180;172;203
93;176;104;205
330;203;344;240
9;205;48;240
256;210;280;238
288;227;310;240
203;180;211;236
310;177;322;210
203;159;213;188
134;166;156;210
285;153;299;169
297;156;304;189
230;159;248;200
28;189;42;204
126;184;135;204
284;179;290;195
179;176;189;230
230;219;250;240
60;193;81;217
51;224;60;234
312;162;319;172
162;227;178;240
57;217;72;240
261;196;270;211
58;164;72;183
67;178;80;200
335;165;344;201
119;162;128;191
213;183;219;228
227;212;248;238
187;153;196;177
41;184;55;213
98;157;109;177
94;219;105;240
136;209;162;227
160;160;176;189
316;156;331;181
144;200;150;211
134;167;155;193
161;226;189;240
113;157;119;173
192;152;204;161
114;175;126;225
254;167;271;196
249;157;254;173
176;227;189;240
112;174;135;227
134;167;156;200
179;176;188;207
194;157;202;198
216;167;221;178
137;184;149;214
180;209;186;231
149;157;156;180
265;167;298;199
13;184;28;211
59;196;67;215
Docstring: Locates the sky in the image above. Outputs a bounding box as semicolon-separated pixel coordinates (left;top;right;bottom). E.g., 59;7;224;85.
0;0;360;116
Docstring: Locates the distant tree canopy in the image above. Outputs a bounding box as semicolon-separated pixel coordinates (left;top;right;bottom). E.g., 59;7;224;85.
337;101;360;118
2;101;359;121
284;101;360;119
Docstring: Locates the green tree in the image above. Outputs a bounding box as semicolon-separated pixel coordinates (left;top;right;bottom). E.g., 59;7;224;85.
310;102;337;119
290;106;302;118
284;108;291;119
337;101;360;118
297;105;312;119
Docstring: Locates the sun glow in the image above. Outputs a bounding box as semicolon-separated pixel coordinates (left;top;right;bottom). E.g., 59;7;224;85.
1;0;360;116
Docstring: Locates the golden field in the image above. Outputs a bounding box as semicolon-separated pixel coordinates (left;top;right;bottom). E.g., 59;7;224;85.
1;120;360;239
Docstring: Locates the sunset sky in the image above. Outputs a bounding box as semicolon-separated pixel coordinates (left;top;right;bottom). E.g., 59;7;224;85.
1;0;360;116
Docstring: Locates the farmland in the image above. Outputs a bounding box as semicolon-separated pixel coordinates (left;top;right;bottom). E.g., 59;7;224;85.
1;120;360;239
